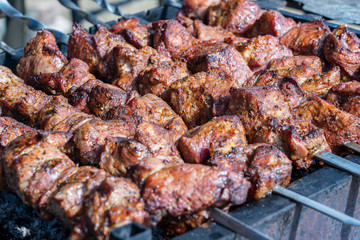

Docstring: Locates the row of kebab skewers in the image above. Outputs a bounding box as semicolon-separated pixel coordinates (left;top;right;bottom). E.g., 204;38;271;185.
1;0;360;239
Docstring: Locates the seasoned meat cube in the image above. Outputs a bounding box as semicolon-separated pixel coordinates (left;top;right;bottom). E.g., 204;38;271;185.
109;18;152;48
295;97;360;152
71;118;134;166
167;71;243;128
0;117;34;190
73;176;147;240
235;35;293;72
206;0;262;36
281;20;331;56
142;164;250;222
193;19;235;41
99;121;183;184
105;94;187;142
3;131;75;211
30;58;95;96
179;0;221;19
138;60;189;98
46;166;108;226
103;45;160;91
183;41;252;84
0;66;52;125
68;79;129;118
152;19;197;58
178;115;247;164
324;25;360;78
16;30;67;81
247;10;297;37
326;81;360;117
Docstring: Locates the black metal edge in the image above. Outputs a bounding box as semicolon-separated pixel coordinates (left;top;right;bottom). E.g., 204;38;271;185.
109;222;152;240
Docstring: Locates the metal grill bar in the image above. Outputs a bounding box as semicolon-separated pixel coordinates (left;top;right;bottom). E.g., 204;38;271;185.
0;0;69;44
344;142;360;155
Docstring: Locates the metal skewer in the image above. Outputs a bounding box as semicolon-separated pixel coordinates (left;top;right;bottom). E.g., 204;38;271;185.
0;0;69;44
273;186;360;226
344;142;360;155
210;207;274;240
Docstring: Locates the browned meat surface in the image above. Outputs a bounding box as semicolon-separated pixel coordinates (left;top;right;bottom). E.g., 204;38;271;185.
178;115;247;164
227;86;331;168
30;58;95;96
295;97;360;152
182;41;253;84
138;60;189;98
167;71;243;128
193;19;235;41
234;35;293;72
68;79;129;118
99;121;183;185
142;163;250;222
152;19;197;58
16;30;67;81
326;81;360;117
281;20;331;56
105;94;187;142
179;0;221;19
247;10;297;37
109;18;152;48
324;25;360;78
102;45;161;91
206;0;262;36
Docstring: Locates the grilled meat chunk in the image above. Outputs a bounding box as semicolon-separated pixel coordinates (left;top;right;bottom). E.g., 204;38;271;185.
295;97;360;152
152;19;197;58
167;71;243;128
193;19;235;41
182;41;252;84
30;58;95;96
179;0;221;19
247;10;297;38
16;30;68;81
227;86;330;168
105;94;187;142
234;35;293;72
326;81;360;117
138;60;189;98
324;25;360;78
142;163;250;222
109;18;152;48
281;20;331;56
206;0;262;36
178;115;247;164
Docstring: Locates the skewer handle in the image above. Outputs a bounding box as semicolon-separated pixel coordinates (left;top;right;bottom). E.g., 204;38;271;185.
315;151;360;178
210;207;274;240
273;187;360;226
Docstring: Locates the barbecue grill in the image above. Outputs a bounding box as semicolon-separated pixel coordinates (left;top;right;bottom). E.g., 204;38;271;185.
1;1;360;239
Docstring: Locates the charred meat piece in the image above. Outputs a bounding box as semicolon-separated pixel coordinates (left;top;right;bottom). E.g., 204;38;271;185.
167;71;243;128
178;0;221;19
68;79;129;118
109;18;152;48
16;30;68;82
247;10;297;38
29;58;95;96
105;94;187;142
142;163;250;222
324;25;360;78
206;0;262;36
281;20;331;56
326;81;360;117
193;19;235;41
138;60;189;99
178;115;247;164
227;86;330;168
183;41;253;84
234;35;293;72
152;19;197;58
99;121;183;185
295;97;360;152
